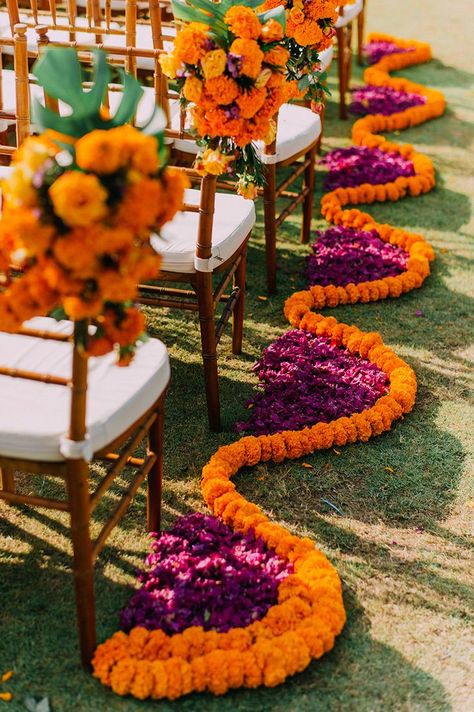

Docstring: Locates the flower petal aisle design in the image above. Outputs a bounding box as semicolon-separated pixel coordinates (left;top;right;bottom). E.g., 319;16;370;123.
93;34;445;700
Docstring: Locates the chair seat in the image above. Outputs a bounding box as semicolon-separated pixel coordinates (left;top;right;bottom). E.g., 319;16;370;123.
0;317;170;462
172;102;322;164
335;0;364;28
319;45;334;72
152;188;255;274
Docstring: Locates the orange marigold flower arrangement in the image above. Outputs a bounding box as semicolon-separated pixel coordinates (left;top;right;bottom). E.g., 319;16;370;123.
0;48;187;363
259;0;339;108
161;0;296;196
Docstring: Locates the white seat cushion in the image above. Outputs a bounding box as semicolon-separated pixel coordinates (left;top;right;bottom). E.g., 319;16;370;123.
335;0;364;28
152;188;255;274
0;317;170;462
172;102;322;164
319;45;334;72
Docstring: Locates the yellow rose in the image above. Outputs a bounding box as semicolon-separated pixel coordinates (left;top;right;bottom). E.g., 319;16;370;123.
159;52;181;79
263;119;277;145
49;171;109;227
1;168;37;208
201;49;227;80
237;180;258;200
183;76;203;104
195;148;234;176
255;68;272;88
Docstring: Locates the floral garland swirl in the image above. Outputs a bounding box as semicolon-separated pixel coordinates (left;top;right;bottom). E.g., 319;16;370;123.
92;34;444;701
285;34;445;320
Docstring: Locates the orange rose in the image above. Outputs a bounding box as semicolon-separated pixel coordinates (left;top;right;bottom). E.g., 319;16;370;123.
75;130;124;174
49;171;109;227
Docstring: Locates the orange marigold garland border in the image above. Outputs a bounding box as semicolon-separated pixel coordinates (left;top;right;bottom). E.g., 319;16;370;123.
92;314;416;700
286;34;445;318
92;33;438;702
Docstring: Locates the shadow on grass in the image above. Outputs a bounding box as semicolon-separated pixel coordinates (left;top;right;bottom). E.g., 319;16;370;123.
0;530;452;712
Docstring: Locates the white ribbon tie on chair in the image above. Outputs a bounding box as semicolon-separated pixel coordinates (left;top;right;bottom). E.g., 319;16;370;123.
194;254;225;273
59;434;95;463
260;153;279;165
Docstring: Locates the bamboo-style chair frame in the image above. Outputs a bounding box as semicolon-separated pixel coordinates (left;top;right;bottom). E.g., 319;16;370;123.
335;4;354;120
357;0;367;66
138;169;249;433
0;26;170;668
4;0;176;63
0;319;168;667
18;16;250;433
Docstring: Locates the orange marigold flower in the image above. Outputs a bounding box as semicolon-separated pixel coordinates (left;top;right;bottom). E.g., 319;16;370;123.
49;171;108;227
224;6;262;40
53;229;98;277
98;271;138;303
102;306;145;346
63;295;103;320
174;24;208;64
204;75;240;105
261;18;284;42
236;87;267;119
229;39;264;79
0;207;54;260
183;76;203;103
115;178;163;232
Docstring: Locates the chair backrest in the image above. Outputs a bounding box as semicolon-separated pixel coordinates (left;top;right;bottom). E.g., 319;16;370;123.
0;320;90;459
0;23;32;160
2;19;218;271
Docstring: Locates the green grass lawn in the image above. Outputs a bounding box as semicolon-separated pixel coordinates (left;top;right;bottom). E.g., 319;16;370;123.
1;1;473;710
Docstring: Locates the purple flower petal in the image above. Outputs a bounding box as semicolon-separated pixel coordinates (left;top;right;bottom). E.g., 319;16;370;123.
120;513;293;634
321;146;415;192
350;84;426;116
305;226;408;286
235;329;389;435
363;40;415;65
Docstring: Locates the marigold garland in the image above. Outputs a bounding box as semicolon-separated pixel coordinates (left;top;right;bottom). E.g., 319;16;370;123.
93;34;442;701
285;34;444;319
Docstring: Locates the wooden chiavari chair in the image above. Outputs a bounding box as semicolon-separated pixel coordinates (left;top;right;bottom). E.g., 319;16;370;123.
23;19;254;433
357;0;367;66
0;319;170;667
0;27;172;668
335;0;364;119
151;2;321;296
1;0;176;75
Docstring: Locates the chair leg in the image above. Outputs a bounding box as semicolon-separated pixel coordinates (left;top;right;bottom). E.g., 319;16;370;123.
316;101;326;154
0;466;15;495
263;162;277;294
67;461;96;669
301;146;316;244
357;3;366;65
336;26;349;120
196;271;221;431
232;244;247;356
147;397;165;533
